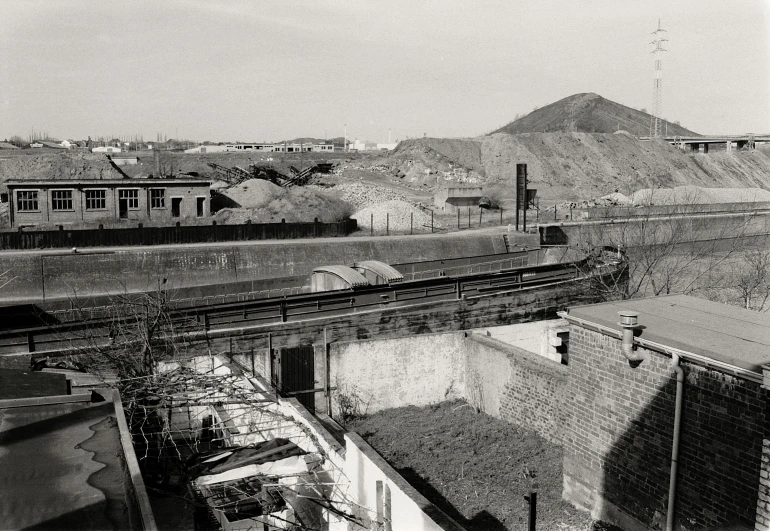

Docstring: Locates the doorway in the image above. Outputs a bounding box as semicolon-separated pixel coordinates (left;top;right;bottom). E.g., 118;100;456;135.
171;197;182;218
272;345;315;413
118;199;128;219
196;197;205;217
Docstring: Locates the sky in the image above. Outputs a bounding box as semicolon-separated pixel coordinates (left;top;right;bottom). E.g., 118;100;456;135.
1;0;768;143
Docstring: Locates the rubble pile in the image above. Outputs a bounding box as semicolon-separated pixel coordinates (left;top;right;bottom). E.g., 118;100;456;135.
308;181;409;207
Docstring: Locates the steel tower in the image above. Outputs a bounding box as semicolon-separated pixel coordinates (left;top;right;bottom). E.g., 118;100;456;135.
650;20;668;138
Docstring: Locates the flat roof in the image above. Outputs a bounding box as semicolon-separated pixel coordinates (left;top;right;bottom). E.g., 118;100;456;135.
0;391;137;529
565;294;770;373
6;178;210;186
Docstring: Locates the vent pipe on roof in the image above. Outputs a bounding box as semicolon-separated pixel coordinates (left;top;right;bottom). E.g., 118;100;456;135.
618;311;644;363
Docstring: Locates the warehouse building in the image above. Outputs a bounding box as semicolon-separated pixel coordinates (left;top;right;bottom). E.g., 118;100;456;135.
6;178;210;227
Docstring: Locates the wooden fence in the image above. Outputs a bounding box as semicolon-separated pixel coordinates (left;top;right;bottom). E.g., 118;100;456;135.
0;218;358;250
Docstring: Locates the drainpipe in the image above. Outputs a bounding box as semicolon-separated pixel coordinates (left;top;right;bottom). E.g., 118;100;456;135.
618;311;644;362
667;353;684;531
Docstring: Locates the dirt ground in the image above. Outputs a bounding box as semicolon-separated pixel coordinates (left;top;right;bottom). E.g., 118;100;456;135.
347;400;621;531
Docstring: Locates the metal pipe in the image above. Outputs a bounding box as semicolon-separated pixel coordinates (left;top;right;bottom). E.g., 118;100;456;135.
618;311;644;362
667;353;684;531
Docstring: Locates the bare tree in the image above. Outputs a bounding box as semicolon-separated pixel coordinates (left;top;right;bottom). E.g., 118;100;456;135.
570;192;761;300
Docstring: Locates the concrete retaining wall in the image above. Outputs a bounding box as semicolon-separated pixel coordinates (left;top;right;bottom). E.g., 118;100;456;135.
0;230;510;302
539;210;770;247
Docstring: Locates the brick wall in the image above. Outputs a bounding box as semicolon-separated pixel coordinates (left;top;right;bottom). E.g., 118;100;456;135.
465;334;568;444
564;326;765;530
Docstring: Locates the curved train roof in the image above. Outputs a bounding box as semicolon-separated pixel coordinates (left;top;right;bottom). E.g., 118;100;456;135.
312;265;370;287
353;261;404;282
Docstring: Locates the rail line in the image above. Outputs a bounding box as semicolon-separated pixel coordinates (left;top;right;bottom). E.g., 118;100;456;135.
0;254;624;357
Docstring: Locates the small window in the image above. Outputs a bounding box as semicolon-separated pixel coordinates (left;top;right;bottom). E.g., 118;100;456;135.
51;190;73;211
118;189;139;209
17;190;39;212
85;189;106;210
150;189;165;208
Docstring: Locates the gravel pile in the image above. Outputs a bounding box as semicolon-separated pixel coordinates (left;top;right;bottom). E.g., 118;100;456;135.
352;200;441;231
309;182;409;207
630;186;770;206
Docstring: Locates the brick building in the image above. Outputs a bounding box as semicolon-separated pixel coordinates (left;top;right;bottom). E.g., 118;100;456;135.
7;178;210;227
560;295;770;531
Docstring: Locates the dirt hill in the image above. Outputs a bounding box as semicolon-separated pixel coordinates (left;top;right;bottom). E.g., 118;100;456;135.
383;133;770;201
491;93;699;137
0;152;126;188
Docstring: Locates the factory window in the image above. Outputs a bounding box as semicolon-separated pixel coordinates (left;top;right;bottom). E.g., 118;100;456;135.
150;189;165;208
51;190;73;211
85;189;106;210
17;190;39;212
118;189;139;209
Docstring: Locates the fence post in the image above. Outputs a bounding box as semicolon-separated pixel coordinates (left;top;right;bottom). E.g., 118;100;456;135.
371;213;373;236
431;210;434;233
457;209;460;229
386;213;389;236
569;205;573;220
468;207;471;228
500;207;503;225
554;205;557;222
479;208;482;226
410;212;413;235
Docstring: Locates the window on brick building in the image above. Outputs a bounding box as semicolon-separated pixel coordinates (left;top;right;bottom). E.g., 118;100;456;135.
118;189;139;209
150;189;165;209
51;190;73;211
17;190;39;212
85;189;106;210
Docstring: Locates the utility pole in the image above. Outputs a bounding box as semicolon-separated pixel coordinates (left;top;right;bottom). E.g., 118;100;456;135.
344;124;347;152
650;19;668;138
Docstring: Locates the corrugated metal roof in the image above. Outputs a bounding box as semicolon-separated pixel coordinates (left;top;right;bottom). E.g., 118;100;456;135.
566;294;770;373
312;265;369;287
353;261;404;282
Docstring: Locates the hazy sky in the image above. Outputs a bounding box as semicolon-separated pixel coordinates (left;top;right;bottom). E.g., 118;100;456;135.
2;0;768;143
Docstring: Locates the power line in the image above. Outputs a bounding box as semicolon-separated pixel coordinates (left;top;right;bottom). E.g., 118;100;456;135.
650;19;668;138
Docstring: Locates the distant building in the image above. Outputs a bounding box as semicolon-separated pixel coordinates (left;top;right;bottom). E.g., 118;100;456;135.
110;156;139;166
184;142;334;154
376;142;399;151
31;141;66;150
184;145;231;154
348;139;366;151
6;178;211;227
0;142;19;150
92;146;122;153
434;186;485;213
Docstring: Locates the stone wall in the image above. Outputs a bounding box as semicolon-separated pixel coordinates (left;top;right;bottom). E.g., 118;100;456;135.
563;326;765;531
